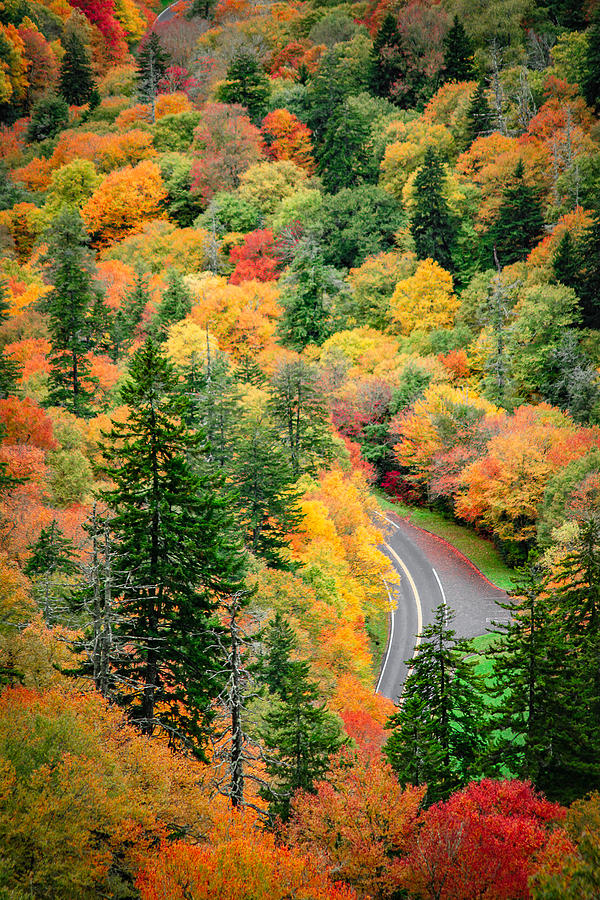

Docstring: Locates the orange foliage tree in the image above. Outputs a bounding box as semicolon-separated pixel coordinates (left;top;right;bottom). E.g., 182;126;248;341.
82;160;167;246
287;750;424;900
456;404;600;546
261;109;315;173
137;805;358;900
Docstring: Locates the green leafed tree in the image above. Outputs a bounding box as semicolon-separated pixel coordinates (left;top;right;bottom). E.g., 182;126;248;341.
582;12;600;111
442;15;473;82
464;80;494;145
216;50;270;123
42;208;101;417
25;520;78;624
269;358;333;478
410;148;455;271
26;93;69;143
278;241;342;350
232;415;301;569
137;31;170;123
260;642;344;821
153;268;193;340
59;31;95;106
101;339;246;755
487;159;545;267
385;604;488;803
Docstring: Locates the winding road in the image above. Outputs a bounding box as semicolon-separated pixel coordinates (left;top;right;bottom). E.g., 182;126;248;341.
375;512;509;703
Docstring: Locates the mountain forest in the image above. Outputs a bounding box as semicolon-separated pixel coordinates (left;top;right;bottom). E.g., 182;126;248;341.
1;0;600;895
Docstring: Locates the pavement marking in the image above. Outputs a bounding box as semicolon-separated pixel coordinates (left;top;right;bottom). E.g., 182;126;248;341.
375;578;395;694
432;567;447;621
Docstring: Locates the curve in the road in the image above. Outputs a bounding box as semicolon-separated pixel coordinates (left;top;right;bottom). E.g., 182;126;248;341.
375;511;508;703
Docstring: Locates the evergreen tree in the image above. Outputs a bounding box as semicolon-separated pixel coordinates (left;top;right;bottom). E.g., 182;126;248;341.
102;340;246;754
25;520;78;624
110;271;151;361
369;12;402;99
488;564;559;782
317;99;378;193
582;12;600;111
185;351;240;470
488;159;544;267
410;148;455;271
269;358;333;477
42;208;99;417
442;16;473;82
216;50;270;123
492;527;600;803
278;241;341;350
385;604;488;803
464;81;493;145
153;268;193;340
137;32;170;123
233;417;301;569
541;330;600;424
0;281;21;398
257;611;299;700
552;230;581;290
578;212;600;328
59;31;94;106
261;653;344;821
26;93;69;143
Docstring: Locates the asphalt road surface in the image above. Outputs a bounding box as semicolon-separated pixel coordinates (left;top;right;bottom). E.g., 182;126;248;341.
375;511;509;703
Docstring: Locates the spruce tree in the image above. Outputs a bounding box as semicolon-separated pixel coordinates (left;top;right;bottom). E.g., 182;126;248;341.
552;230;581;290
257;611;299;700
410;148;455;271
137;32;170;123
233;417;301;569
317;99;378;193
488;159;544;267
578;212;600;328
582;12;600;111
153;268;193;339
465;80;494;144
385;604;488;803
269;358;333;477
110;270;151;361
26;93;69;143
59;31;95;106
278;241;341;350
442;16;473;82
102;339;246;754
260;653;344;821
185;351;240;470
369;12;402;99
25;520;78;624
216;50;270;123
42;208;99;417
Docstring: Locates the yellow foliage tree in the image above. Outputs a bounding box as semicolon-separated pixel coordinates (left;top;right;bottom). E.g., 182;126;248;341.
164;320;220;370
390;258;458;335
380;121;455;199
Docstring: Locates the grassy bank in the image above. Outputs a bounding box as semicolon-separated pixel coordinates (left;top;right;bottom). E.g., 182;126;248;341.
372;489;515;591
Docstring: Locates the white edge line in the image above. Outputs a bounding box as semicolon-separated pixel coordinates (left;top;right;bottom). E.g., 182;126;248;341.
432;566;447;622
375;579;395;694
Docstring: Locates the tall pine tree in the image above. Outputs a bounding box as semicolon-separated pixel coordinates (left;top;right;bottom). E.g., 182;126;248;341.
110;270;151;361
137;32;170;123
442;16;473;82
59;31;95;106
385;604;488;803
465;80;494;144
369;12;402;99
410;148;455;271
153;268;193;340
582;11;600;111
278;241;341;350
260;643;344;821
102;339;246;754
487;159;544;267
216;50;270;123
42;208;100;417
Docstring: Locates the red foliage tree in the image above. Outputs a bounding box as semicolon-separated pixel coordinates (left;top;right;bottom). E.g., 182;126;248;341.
229;229;282;284
401;779;567;900
261;109;315;173
0;397;56;450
